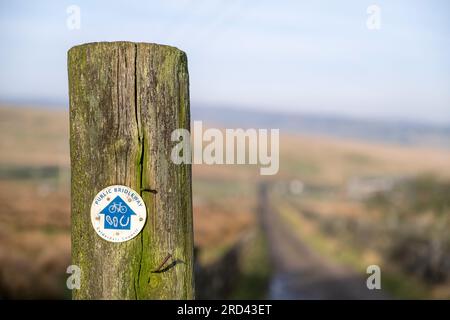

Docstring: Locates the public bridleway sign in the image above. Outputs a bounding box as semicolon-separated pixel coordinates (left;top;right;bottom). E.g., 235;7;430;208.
90;185;147;242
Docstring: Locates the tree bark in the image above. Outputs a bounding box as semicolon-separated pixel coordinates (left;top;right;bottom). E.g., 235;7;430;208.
68;42;193;299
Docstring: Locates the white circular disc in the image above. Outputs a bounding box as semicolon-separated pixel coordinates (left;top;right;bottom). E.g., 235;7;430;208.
90;185;147;243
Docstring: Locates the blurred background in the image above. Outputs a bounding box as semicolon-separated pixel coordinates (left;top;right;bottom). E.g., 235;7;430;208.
1;0;450;299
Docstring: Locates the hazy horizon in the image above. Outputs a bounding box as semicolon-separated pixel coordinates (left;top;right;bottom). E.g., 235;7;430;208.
2;99;450;132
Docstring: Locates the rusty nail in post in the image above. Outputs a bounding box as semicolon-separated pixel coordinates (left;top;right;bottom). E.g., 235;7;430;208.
153;253;172;273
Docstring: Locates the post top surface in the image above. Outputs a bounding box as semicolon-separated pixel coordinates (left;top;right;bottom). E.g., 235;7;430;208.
68;41;186;56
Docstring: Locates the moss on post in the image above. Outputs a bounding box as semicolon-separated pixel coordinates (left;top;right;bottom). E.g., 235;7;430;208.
68;42;194;299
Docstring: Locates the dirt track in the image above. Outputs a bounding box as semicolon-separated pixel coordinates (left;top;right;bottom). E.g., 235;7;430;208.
258;183;389;300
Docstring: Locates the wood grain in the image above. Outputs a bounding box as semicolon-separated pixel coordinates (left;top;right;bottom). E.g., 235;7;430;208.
68;42;193;299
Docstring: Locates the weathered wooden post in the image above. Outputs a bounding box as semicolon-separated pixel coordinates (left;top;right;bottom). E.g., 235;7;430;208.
68;42;194;299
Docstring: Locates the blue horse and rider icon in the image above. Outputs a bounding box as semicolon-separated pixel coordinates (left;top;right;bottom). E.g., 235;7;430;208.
99;195;136;230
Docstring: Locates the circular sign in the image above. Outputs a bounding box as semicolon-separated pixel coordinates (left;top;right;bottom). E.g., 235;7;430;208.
90;185;147;242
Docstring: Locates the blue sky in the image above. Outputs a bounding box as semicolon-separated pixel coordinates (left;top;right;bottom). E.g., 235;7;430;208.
0;0;449;124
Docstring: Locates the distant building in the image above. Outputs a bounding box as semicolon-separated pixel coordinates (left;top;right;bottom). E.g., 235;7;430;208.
346;176;403;200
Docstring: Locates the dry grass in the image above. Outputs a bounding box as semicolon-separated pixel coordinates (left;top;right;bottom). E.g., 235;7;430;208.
0;181;70;298
193;201;254;249
1;105;450;298
280;133;450;185
0;106;69;166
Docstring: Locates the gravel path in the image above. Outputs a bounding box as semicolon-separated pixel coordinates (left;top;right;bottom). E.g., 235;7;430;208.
258;183;389;300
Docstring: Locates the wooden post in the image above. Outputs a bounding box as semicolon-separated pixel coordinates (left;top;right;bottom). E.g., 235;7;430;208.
68;42;194;299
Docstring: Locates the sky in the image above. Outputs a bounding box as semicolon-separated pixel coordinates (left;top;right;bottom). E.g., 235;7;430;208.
0;0;449;124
